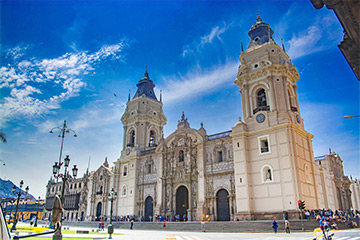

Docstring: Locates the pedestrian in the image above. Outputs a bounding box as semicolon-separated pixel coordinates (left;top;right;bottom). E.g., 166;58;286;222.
101;221;104;231
272;218;278;233
98;222;101;231
285;220;290;233
130;219;134;230
163;220;166;230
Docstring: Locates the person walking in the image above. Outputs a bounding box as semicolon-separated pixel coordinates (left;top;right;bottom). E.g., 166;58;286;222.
285;220;290;233
272;219;278;233
130;219;134;230
163;220;166;230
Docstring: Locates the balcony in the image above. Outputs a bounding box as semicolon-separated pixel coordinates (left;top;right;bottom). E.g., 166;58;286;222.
253;105;270;114
291;106;298;112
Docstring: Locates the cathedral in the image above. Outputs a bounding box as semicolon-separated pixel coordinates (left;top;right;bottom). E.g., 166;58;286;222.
44;15;356;222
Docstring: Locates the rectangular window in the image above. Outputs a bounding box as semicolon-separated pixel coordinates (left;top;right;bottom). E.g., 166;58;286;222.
218;151;223;162
123;164;128;177
258;135;270;154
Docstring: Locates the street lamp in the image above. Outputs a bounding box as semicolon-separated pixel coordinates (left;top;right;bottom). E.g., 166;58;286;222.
34;196;41;227
344;115;360;119
52;155;78;240
108;188;117;239
10;180;29;232
50;120;77;182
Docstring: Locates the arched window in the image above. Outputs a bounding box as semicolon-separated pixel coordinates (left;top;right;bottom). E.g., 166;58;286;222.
261;165;274;183
257;89;267;107
128;130;135;147
149;130;155;147
179;150;184;162
147;164;152;173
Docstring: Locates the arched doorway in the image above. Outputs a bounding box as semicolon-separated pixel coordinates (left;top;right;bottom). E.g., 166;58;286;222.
216;189;230;221
144;196;153;221
176;186;189;221
96;202;102;221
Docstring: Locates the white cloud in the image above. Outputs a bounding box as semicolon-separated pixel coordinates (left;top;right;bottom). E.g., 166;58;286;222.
182;22;230;57
159;61;238;104
287;25;324;59
0;41;129;126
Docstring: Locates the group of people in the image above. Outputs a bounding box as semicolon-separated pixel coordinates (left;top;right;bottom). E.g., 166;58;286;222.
271;219;290;234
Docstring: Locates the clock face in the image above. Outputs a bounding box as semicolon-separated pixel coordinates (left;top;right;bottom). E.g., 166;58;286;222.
256;113;265;123
296;115;301;124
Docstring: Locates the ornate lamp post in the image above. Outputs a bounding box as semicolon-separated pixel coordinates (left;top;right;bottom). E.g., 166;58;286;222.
52;155;78;240
50;120;77;182
107;188;117;239
10;180;29;232
34;196;41;227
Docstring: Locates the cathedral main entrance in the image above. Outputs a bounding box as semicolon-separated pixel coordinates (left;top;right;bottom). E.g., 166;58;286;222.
144;196;153;221
96;202;102;221
176;186;189;221
216;189;230;221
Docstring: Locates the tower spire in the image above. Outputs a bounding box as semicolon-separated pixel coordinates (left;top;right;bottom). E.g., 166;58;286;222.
281;39;286;52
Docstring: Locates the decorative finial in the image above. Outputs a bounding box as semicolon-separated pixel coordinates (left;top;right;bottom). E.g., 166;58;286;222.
256;9;262;22
145;65;148;72
281;39;286;52
160;90;162;102
128;89;131;101
238;116;242;122
240;39;244;52
181;112;185;121
200;122;203;128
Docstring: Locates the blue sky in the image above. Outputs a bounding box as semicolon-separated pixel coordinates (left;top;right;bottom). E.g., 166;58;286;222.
0;0;359;199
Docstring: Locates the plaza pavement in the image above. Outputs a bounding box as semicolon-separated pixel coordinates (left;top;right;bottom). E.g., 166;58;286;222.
11;222;360;240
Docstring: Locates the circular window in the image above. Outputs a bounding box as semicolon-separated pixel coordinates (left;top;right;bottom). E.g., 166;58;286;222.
254;37;260;42
254;64;258;68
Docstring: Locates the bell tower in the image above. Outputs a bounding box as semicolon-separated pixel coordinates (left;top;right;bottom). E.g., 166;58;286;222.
236;14;303;129
114;69;167;216
121;69;167;151
231;14;320;220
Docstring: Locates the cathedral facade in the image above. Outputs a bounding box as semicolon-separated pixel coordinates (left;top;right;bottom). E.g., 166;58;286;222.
44;15;355;222
111;15;320;221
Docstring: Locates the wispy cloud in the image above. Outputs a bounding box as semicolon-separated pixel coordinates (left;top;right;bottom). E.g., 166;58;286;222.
159;61;238;104
182;22;231;57
0;41;129;126
284;13;341;60
287;25;324;59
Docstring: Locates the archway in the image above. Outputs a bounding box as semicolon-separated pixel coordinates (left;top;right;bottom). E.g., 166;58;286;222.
176;186;189;221
216;189;230;221
144;196;153;221
96;202;102;221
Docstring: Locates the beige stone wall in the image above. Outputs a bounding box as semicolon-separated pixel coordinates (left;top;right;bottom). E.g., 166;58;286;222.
350;180;360;210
